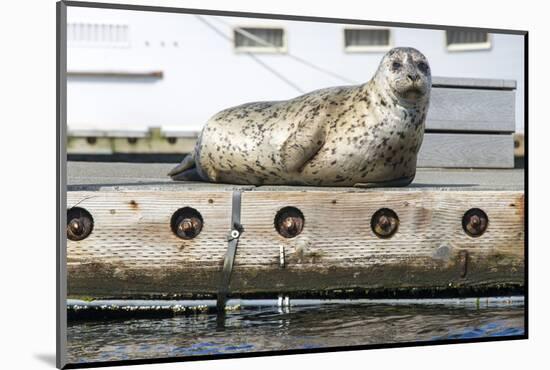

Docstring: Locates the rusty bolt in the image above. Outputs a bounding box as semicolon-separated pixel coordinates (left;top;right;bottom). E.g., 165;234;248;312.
378;215;391;229
462;208;488;237
176;217;202;239
275;207;304;238
69;220;83;235
171;207;203;239
178;219;193;233
371;208;399;238
283;217;297;232
67;207;94;241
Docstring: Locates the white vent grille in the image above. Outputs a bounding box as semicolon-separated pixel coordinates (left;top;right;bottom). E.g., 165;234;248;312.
68;22;130;48
234;27;286;53
446;30;491;51
344;28;391;52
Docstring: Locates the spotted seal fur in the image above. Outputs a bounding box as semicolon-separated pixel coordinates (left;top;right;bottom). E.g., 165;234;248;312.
169;47;431;186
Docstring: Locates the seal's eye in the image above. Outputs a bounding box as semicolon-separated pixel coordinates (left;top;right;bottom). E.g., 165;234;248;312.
392;61;402;70
417;62;429;73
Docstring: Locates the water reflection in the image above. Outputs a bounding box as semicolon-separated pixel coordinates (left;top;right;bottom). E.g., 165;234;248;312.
67;302;524;364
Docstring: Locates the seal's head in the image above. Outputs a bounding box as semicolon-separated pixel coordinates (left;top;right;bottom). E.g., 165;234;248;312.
376;47;431;106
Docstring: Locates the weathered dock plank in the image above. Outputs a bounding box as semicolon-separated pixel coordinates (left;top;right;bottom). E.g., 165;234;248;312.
66;163;524;299
419;133;514;168
431;76;516;90
67;127;197;155
427;88;515;132
67;163;524;190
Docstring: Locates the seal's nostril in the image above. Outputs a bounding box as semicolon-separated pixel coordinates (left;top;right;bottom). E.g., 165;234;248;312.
408;74;419;82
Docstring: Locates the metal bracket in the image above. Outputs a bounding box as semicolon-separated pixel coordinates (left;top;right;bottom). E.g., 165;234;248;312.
226;222;243;242
277;294;290;313
217;191;243;313
279;245;285;268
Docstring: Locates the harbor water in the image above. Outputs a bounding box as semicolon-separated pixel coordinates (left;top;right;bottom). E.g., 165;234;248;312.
66;297;525;364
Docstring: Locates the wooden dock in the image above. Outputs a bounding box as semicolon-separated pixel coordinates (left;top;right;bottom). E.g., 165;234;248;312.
66;162;524;300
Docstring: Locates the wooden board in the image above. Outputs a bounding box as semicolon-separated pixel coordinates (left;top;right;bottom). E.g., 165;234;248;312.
66;137;113;155
426;87;515;132
431;76;516;90
419;133;514;168
66;189;524;298
111;137;196;154
67;128;197;155
66;163;524;191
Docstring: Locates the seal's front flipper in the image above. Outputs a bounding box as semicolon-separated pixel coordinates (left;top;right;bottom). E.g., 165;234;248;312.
281;120;326;173
168;154;196;180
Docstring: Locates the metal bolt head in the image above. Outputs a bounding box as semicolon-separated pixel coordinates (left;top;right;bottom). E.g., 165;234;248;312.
67;207;94;241
283;217;297;232
275;207;305;238
69;220;83;235
176;216;202;239
371;208;399;238
462;208;488;237
171;207;204;240
378;215;391;230
178;219;193;232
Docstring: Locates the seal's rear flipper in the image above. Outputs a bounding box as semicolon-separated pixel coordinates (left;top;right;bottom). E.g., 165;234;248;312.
168;154;200;181
170;168;203;182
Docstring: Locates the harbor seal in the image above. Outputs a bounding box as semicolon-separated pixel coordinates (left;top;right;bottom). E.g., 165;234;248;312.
169;47;431;186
